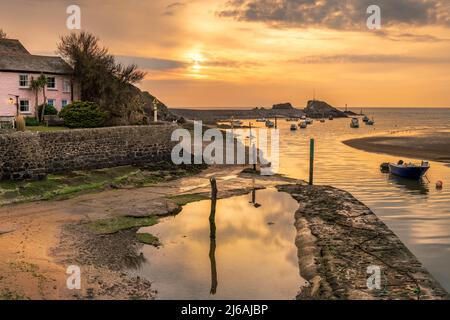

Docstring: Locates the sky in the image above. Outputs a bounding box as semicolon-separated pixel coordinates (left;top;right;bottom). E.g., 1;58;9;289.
1;0;450;108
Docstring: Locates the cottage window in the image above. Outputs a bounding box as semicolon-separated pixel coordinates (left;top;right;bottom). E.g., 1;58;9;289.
62;100;69;108
47;77;56;89
19;74;29;88
63;79;71;93
47;99;55;107
19;100;30;113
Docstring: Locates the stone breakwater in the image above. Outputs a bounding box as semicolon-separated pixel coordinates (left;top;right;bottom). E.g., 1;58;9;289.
0;124;178;180
277;184;449;300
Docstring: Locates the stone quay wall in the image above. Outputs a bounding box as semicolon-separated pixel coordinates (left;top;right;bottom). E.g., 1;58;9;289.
0;124;178;180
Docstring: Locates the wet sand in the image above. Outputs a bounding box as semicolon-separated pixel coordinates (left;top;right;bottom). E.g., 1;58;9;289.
343;131;450;163
0;166;296;300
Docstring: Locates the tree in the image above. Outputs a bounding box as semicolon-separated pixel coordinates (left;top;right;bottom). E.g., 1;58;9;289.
57;32;146;123
33;75;48;121
30;75;47;120
0;29;6;39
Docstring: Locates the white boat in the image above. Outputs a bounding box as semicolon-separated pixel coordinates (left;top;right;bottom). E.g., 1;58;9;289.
256;118;266;123
265;120;275;128
231;120;243;127
299;121;308;129
306;118;314;125
366;117;375;125
350;118;360;128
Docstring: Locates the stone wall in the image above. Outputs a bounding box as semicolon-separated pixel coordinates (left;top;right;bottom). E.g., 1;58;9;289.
0;124;178;180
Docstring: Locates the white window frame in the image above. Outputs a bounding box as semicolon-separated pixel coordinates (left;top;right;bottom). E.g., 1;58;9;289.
63;79;71;93
19;99;30;113
47;99;56;107
61;99;69;108
19;74;30;88
46;76;57;90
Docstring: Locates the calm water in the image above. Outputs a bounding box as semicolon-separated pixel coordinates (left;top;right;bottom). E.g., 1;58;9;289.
137;108;450;298
275;108;450;292
138;189;305;300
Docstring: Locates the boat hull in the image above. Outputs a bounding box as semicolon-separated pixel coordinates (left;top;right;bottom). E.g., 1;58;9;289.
389;164;430;180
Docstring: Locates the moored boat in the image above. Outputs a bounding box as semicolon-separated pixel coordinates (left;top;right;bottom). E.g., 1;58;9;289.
265;120;275;128
363;115;370;123
290;124;297;131
389;161;430;180
329;115;334;120
299;121;308;129
256;118;266;123
350;118;360;128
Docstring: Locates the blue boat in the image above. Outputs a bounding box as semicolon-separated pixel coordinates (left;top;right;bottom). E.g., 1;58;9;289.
389;161;430;180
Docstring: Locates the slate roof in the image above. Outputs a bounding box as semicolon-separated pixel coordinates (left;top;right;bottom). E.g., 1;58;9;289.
0;39;73;75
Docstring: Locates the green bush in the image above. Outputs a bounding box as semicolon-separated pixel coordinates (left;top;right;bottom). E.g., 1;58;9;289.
38;104;58;116
25;117;40;126
58;101;108;128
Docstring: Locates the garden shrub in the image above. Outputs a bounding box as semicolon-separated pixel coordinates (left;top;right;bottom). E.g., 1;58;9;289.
58;101;108;128
25;117;40;126
38;104;58;116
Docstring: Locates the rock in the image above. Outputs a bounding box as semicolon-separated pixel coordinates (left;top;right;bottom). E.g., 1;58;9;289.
304;100;347;118
272;103;294;110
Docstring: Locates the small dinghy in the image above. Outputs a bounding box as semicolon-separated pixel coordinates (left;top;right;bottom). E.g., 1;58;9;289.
389;160;430;180
350;118;360;128
299;121;308;129
265;120;275;128
290;124;297;131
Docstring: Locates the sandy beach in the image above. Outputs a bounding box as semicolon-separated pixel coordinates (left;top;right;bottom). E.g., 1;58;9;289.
343;130;450;163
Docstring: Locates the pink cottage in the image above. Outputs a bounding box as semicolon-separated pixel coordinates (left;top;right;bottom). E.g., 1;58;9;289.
0;38;80;118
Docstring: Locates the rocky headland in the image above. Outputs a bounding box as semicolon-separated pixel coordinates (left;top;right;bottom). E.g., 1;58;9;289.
170;100;348;122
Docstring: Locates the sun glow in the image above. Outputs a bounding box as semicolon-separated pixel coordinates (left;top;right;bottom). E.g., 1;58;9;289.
190;52;204;71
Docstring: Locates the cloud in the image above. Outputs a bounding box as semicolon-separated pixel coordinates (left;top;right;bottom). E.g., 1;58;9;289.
375;31;450;42
217;0;450;29
164;2;188;16
290;54;450;64
115;55;188;71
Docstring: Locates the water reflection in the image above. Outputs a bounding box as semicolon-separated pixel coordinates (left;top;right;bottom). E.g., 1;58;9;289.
388;175;430;195
137;188;303;300
209;178;218;295
249;188;262;208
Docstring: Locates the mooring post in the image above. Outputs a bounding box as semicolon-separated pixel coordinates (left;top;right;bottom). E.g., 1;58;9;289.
209;177;218;294
309;139;315;185
209;177;218;239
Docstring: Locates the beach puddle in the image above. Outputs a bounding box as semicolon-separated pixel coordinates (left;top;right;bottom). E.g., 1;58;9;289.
135;188;306;300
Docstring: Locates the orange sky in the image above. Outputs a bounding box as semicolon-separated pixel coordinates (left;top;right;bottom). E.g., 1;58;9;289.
1;0;449;108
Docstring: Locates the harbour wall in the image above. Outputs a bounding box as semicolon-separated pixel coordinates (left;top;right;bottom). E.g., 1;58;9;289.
0;124;178;180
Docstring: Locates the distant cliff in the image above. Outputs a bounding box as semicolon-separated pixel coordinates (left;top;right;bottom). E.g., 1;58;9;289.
304;100;347;118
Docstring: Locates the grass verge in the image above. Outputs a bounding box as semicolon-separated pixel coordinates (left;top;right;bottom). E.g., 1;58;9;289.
88;216;159;235
168;193;210;206
136;233;161;247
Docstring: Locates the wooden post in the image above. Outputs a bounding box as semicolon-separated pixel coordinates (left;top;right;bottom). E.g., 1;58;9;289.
309;139;315;185
209;177;218;239
209;177;218;295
